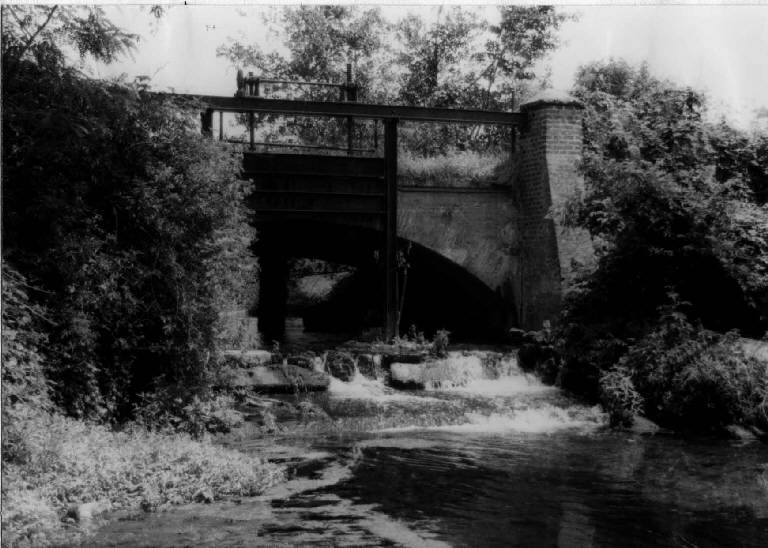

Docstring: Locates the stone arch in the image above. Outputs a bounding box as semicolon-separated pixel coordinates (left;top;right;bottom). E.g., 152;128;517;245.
253;219;515;340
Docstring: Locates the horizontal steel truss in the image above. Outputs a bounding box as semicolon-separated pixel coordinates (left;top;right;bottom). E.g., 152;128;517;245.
160;93;522;125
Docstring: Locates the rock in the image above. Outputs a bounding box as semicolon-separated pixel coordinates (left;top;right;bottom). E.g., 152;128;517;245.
193;487;214;504
356;353;382;379
325;351;356;381
507;328;525;345
535;357;559;385
219;350;272;367
389;353;485;389
629;416;661;435
66;501;110;524
228;364;330;393
389;362;428;389
286;353;315;370
724;424;758;441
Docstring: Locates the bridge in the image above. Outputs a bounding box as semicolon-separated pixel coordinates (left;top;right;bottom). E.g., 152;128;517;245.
186;78;593;342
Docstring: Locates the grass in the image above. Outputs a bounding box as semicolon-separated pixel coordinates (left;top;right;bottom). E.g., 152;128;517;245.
397;149;513;188
1;407;284;547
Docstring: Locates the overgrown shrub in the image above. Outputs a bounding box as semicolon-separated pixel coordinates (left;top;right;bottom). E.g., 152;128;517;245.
555;61;768;430
2;9;255;420
620;310;768;432
133;391;243;437
599;367;643;427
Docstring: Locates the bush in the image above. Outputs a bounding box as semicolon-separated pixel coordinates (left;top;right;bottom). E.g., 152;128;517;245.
3;52;255;420
133;391;244;437
620;309;768;432
599;367;643;427
556;61;768;432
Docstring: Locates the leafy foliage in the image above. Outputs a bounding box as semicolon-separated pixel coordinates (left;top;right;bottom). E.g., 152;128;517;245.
599;368;643;428
617;309;767;431
2;6;255;420
217;6;571;155
556;60;768;429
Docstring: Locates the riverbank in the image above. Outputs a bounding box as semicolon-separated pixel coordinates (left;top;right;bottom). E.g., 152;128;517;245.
1;410;284;547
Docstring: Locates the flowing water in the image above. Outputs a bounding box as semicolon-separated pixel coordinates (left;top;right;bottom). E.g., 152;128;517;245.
87;351;768;547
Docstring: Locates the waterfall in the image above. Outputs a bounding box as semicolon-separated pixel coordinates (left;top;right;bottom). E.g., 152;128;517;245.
322;350;606;434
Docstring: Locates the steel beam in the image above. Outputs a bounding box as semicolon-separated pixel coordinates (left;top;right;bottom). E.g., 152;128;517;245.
163;93;521;125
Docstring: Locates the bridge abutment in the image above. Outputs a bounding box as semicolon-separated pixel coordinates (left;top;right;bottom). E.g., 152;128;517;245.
516;92;594;331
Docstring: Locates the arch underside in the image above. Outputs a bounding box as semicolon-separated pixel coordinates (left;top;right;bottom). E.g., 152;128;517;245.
254;220;517;340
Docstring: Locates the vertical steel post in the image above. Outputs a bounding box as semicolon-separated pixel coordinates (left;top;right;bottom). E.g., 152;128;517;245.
249;112;255;150
219;111;224;141
201;109;213;137
346;63;354;156
249;76;259;150
384;118;399;340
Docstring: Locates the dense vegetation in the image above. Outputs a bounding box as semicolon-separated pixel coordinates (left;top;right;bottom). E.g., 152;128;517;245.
2;5;254;422
2;6;272;545
555;60;768;432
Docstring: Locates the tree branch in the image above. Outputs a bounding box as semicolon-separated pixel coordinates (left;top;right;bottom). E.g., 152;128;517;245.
15;5;58;63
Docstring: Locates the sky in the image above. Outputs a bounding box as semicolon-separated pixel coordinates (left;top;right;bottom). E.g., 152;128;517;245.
90;2;768;129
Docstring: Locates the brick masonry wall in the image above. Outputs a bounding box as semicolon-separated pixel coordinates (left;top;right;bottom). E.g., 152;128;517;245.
516;99;594;330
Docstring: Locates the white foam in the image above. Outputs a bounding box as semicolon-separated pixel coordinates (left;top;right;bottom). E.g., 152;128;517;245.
419;354;554;396
380;404;606;434
328;374;442;403
426;374;554;396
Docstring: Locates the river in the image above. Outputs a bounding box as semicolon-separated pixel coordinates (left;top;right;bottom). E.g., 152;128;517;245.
86;345;768;547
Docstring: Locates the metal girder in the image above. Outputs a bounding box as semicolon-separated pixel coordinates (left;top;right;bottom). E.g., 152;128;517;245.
162;93;522;125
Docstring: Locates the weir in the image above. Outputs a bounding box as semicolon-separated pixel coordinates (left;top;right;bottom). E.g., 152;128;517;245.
189;76;592;341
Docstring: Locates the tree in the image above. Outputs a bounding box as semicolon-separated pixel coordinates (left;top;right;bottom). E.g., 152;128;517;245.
394;6;570;112
3;5;255;420
556;60;768;405
395;7;482;108
217;6;572;154
485;7;571;108
218;5;389;101
2;5;136;73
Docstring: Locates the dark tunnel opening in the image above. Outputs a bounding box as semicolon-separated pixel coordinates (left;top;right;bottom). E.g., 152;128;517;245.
253;221;515;343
